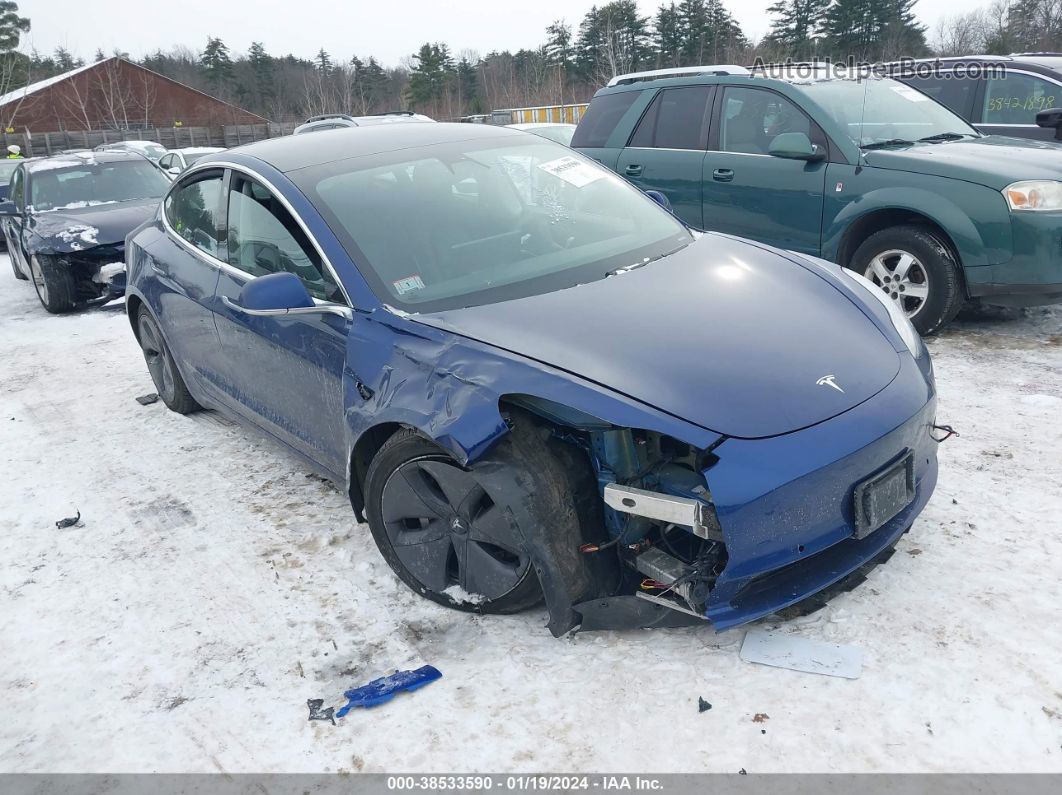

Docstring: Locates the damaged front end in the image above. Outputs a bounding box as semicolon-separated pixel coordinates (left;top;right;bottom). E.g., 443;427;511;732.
504;396;730;632
503;354;939;635
37;246;126;302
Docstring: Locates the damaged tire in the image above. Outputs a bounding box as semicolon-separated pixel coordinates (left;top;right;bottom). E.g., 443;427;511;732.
137;307;200;415
29;254;76;313
848;225;964;336
365;429;543;614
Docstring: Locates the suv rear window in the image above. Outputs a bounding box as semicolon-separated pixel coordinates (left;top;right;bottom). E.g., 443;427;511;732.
572;90;641;148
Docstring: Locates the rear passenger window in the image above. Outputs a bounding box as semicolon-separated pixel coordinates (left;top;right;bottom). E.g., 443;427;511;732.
629;86;712;150
165;172;224;259
226;173;341;302
571;90;641;148
982;73;1058;124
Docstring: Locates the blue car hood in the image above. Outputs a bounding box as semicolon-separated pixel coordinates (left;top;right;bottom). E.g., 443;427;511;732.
412;235;901;439
30;198;159;254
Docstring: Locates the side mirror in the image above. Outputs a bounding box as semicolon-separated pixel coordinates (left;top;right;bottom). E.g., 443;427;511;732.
220;271;354;320
768;132;825;161
0;199;19;216
644;190;672;211
240;271;315;312
1036;108;1062;140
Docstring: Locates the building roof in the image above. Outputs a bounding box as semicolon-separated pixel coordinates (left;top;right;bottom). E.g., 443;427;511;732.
0;60;99;107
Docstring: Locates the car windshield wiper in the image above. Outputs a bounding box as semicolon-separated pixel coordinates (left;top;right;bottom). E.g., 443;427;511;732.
917;132;975;143
860;139;914;150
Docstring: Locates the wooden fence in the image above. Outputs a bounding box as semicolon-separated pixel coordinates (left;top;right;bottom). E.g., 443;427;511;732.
0;122;300;157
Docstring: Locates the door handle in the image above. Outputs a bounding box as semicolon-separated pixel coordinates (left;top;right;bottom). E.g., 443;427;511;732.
624;164;643;177
713;168;734;182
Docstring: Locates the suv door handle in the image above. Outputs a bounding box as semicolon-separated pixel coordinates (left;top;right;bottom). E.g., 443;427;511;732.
624;164;643;177
713;168;734;182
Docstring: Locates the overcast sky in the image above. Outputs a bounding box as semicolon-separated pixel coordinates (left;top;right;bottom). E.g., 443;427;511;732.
28;0;976;67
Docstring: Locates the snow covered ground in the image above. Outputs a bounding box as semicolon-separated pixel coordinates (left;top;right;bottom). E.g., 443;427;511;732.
1;253;1060;774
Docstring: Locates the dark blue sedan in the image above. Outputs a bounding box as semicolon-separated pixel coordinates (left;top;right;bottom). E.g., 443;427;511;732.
126;123;939;635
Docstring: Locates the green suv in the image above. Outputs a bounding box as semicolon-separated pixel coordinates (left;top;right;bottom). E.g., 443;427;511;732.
572;65;1062;334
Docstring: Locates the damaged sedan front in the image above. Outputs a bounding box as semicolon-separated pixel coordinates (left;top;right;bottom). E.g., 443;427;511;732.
124;124;941;635
1;151;169;312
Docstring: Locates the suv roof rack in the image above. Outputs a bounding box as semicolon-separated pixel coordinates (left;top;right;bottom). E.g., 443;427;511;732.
305;113;358;123
606;65;750;87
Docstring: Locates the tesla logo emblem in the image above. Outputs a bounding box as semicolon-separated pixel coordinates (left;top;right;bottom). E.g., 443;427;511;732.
816;374;845;393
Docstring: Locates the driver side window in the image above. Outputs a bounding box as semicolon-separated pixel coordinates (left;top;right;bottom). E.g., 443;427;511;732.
720;87;821;155
226;173;341;302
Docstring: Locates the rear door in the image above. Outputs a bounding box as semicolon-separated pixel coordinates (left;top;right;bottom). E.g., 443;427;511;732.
571;89;644;172
976;70;1060;140
148;169;226;398
616;85;715;229
701;86;828;255
212;171;350;475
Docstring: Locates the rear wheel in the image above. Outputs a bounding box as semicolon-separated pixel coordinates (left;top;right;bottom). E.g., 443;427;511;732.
364;430;543;614
29;254;75;313
137;307;200;414
848;225;964;335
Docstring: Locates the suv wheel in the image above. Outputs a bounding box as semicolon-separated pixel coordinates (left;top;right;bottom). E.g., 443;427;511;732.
849;225;964;335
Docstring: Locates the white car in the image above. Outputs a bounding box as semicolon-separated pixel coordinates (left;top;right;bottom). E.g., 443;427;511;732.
93;140;168;162
158;147;225;177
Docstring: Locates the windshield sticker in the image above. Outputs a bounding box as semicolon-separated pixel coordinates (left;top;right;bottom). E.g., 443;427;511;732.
393;274;426;295
537;156;605;188
890;85;930;102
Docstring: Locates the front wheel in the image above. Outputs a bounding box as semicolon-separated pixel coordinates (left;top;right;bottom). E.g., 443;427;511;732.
29;254;76;313
848;225;964;336
364;430;543;614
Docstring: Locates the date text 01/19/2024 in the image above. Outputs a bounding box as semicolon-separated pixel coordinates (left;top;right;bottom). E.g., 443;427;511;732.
386;776;665;791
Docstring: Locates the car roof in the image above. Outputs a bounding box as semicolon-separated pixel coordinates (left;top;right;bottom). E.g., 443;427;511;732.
24;150;150;173
227;122;523;173
172;147;223;155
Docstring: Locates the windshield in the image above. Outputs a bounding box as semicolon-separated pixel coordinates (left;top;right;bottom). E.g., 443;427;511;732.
0;160;19;182
30;160;170;211
795;77;979;148
296;137;691;312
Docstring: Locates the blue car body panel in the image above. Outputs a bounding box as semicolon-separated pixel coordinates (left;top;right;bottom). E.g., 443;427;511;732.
125;126;939;634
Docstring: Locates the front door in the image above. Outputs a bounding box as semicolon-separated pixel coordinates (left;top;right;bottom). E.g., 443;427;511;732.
701;86;827;255
212;171;350;476
616;85;714;229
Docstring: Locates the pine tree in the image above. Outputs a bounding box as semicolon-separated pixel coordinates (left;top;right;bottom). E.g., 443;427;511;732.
315;48;332;74
653;3;684;67
765;0;829;60
200;37;234;89
248;41;274;104
545;20;573;67
0;1;29;52
407;43;455;106
53;46;82;71
456;56;481;114
94;48;106;62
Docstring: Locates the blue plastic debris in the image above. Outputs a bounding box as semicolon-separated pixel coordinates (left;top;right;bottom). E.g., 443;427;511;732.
335;665;442;717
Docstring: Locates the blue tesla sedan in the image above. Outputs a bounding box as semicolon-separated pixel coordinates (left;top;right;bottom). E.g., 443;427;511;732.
126;123;939;635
